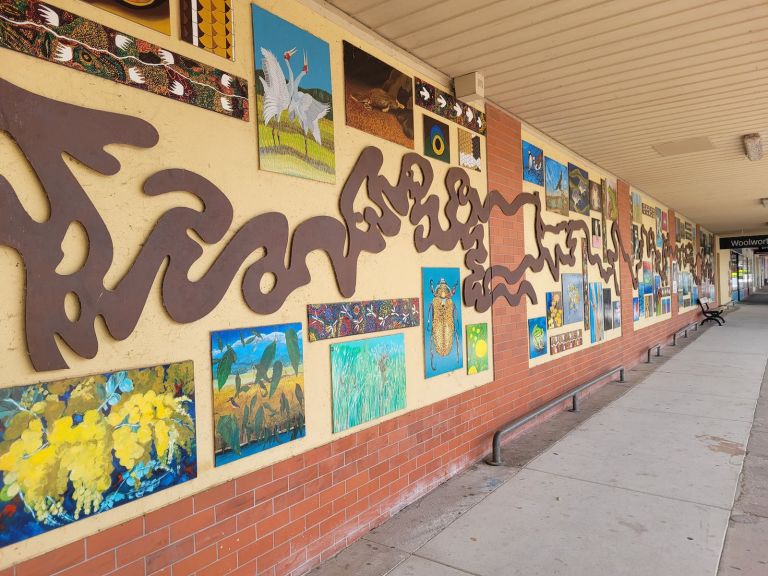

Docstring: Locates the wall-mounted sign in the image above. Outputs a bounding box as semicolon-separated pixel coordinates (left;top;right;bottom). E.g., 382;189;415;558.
719;235;768;250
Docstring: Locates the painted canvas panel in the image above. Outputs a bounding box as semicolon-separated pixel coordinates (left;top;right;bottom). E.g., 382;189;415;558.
582;244;590;332
522;141;544;185
662;211;668;232
546;291;564;329
181;0;234;60
603;288;613;331
0;0;249;120
331;334;406;433
253;5;334;182
655;208;663;248
633;297;640;321
591;217;602;249
466;323;489;375
613;301;621;329
631;191;642;223
589;282;604;343
458;129;481;172
644;294;653;317
344;41;413;148
589;180;602;212
561;273;584;325
415;78;486;134
545;157;569;216
550;329;582;355
212;323;305;467
528;317;548;359
568;163;589;215
307;298;420;342
603;178;618;220
638;291;645;317
0;361;196;547
423;115;450;163
86;0;170;35
423;268;463;377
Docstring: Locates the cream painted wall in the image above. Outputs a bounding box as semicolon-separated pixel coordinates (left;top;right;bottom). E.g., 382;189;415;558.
521;126;621;367
0;0;492;566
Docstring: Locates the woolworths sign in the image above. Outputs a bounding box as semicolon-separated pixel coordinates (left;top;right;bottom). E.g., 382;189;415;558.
719;235;768;249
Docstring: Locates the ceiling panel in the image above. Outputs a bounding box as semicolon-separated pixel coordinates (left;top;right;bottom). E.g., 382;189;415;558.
327;0;768;233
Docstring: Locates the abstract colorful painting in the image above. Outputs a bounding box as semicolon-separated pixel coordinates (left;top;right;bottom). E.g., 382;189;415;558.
613;301;621;329
423;115;451;163
466;323;489;374
458;129;481;172
603;288;613;331
589;282;604;343
528;317;548;359
591;217;602;250
0;361;196;547
523;141;544;185
655;208;663;248
0;0;249;120
545;158;569;216
307;298;420;342
86;0;170;35
633;297;640;321
589;180;602;212
546;291;564;329
331;334;406;433
603;178;618;220
182;0;234;60
631;191;642;223
211;323;305;467
415;77;486;135
568;163;589;215
344;41;413;148
423;268;463;377
638;291;645;317
562;273;584;325
253;5;334;182
550;329;583;355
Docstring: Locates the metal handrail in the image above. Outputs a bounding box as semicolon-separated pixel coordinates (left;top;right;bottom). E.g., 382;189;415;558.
646;343;662;363
485;366;625;466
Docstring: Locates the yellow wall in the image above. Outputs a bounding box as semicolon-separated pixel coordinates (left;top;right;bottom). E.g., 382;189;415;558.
0;0;492;566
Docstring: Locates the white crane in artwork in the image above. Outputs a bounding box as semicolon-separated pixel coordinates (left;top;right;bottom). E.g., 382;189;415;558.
259;46;297;146
288;52;331;157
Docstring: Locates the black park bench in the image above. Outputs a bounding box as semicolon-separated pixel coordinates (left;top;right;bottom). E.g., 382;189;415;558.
697;297;725;326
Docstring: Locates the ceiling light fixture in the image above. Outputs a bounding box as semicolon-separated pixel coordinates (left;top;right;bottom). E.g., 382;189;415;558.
743;133;763;161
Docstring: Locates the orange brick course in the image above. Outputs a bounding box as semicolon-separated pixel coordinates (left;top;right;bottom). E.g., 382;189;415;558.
6;104;701;576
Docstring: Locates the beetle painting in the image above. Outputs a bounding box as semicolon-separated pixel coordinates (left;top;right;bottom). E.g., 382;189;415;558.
422;268;463;377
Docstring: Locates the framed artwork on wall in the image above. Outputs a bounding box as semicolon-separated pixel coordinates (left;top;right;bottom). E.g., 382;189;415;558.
422;268;463;377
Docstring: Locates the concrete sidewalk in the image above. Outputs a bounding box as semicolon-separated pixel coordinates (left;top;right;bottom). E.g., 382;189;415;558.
310;305;768;576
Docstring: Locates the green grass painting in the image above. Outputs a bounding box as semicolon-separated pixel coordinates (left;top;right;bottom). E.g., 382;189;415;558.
331;334;406;433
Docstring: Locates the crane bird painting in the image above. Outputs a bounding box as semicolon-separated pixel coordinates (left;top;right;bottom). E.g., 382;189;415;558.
251;5;335;183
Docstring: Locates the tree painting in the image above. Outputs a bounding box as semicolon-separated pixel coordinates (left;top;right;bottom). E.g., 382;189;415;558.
0;361;196;547
211;323;305;467
331;334;406;433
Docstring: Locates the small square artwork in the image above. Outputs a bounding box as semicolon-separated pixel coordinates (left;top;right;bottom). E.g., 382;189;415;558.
603;178;618;220
613;301;621;328
458;129;481;171
546;291;564;328
466;323;489;374
528;317;548;359
344;41;413;148
331;334;406;433
212;323;305;466
545;157;569;216
561;273;584;325
589;180;602;212
423;268;463;377
603;288;613;331
633;297;640;321
522;140;544;185
423;115;451;163
253;6;335;183
568;163;590;215
592;217;602;250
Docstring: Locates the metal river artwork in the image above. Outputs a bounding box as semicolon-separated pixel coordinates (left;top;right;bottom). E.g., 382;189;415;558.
0;77;704;372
